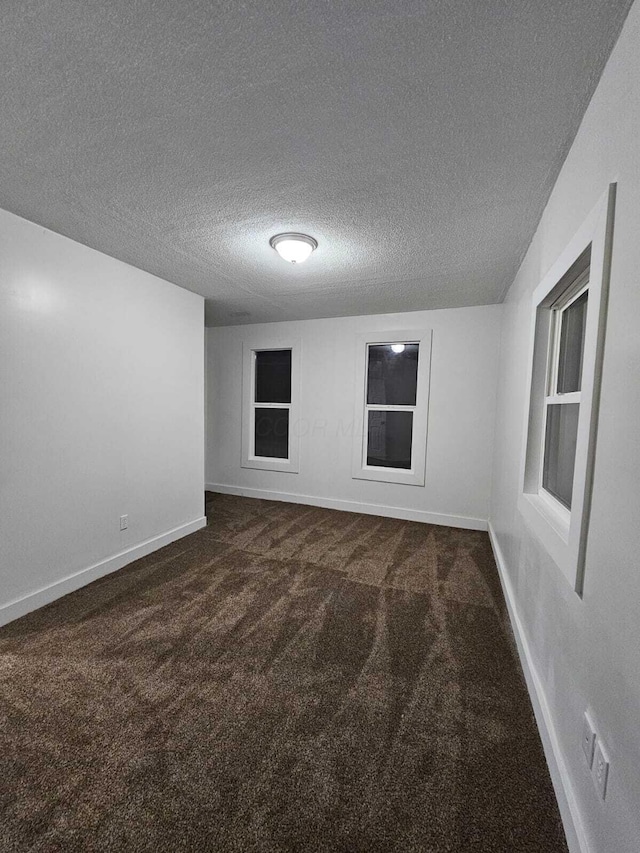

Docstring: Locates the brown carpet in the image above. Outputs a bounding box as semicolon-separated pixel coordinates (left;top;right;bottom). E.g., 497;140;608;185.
0;493;568;852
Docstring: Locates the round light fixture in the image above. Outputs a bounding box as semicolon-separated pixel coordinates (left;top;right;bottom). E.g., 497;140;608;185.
269;232;318;264
391;344;406;354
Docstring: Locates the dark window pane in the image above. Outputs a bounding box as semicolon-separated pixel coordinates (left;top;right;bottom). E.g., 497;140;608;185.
255;408;289;458
255;350;291;403
557;291;588;393
543;403;579;509
367;411;413;469
367;344;418;406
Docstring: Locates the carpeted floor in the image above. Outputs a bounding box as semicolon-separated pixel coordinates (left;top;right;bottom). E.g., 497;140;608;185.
0;493;568;852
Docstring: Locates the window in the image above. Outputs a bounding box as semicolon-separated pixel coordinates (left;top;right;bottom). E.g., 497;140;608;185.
352;330;432;486
541;273;589;515
520;184;615;594
242;338;300;473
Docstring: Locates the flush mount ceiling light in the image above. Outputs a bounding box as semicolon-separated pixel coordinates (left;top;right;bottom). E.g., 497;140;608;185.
269;232;318;264
391;344;406;353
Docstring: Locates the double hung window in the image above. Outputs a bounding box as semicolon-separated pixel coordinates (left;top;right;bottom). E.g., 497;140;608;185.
242;339;300;473
254;349;292;460
353;330;432;486
541;271;589;517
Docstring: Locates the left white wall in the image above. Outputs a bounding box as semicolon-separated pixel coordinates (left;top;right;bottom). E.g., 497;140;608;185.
0;207;205;625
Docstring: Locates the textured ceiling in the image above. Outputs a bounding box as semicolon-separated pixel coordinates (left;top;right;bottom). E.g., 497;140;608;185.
0;1;632;326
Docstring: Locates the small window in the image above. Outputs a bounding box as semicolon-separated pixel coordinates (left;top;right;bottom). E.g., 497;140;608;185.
352;330;432;486
242;340;300;473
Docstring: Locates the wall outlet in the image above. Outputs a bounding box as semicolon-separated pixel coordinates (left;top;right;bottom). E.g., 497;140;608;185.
119;515;129;531
593;741;610;801
582;712;597;768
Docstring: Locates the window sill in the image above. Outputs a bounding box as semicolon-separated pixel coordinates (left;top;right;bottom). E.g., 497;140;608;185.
241;456;299;474
518;492;574;588
533;490;571;537
352;465;425;486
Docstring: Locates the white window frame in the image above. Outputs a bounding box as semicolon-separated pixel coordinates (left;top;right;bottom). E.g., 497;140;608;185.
352;329;432;486
519;184;615;595
241;336;301;473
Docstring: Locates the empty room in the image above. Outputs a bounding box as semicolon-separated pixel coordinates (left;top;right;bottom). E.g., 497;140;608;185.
1;1;639;851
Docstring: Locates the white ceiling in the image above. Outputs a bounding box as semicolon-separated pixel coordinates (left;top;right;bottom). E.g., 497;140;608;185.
0;1;632;326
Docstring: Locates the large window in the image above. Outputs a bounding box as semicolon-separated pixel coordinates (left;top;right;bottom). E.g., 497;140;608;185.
242;338;300;473
520;184;615;594
352;330;432;486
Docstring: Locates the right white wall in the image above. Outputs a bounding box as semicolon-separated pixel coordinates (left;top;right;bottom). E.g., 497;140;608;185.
490;3;640;852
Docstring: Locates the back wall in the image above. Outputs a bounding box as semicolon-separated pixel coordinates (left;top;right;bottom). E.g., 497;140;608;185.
206;305;502;529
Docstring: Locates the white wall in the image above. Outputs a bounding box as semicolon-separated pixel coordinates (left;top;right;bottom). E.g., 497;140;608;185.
207;305;502;528
490;3;640;852
0;208;205;625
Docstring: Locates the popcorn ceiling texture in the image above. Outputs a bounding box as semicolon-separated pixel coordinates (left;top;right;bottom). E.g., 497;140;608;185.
0;0;632;325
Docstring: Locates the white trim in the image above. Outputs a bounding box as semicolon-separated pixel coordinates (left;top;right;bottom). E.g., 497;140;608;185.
488;523;590;853
241;336;301;474
206;483;486;530
0;516;207;628
352;329;432;486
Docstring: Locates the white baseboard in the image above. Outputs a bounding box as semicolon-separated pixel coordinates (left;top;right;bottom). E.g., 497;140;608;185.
205;483;487;531
0;516;207;628
488;523;590;853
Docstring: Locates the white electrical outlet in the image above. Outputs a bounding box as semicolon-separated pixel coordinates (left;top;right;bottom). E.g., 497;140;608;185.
119;515;128;531
582;712;596;768
593;741;610;801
